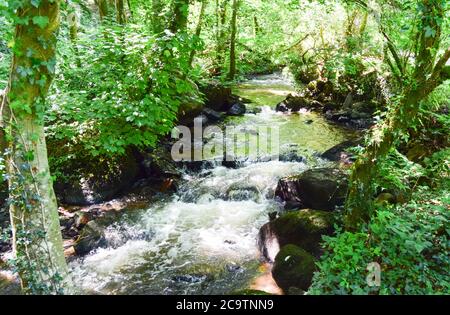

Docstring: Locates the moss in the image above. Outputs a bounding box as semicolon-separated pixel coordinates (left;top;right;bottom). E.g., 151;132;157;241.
271;209;335;256
272;244;317;291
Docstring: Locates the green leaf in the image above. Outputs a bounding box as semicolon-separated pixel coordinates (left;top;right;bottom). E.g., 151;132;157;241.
424;26;436;38
31;0;41;8
32;16;49;29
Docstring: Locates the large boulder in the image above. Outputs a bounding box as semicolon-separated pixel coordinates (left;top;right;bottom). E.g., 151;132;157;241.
258;209;335;259
200;82;232;112
73;220;107;256
202;108;225;122
178;99;205;127
275;94;314;112
54;150;140;206
275;168;348;211
272;244;317;292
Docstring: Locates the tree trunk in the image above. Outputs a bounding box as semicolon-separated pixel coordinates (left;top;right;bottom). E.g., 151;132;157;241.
215;0;228;74
115;0;126;24
189;0;207;66
3;0;72;294
151;0;165;34
97;0;109;21
170;0;190;33
253;16;260;37
227;0;239;80
345;0;449;229
126;0;133;20
68;6;81;67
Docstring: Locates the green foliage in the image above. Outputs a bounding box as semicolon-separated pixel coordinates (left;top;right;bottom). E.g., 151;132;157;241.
373;149;425;194
310;186;450;295
47;23;202;158
0;15;12;90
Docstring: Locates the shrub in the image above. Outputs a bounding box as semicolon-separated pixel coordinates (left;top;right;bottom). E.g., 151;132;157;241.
309;186;450;295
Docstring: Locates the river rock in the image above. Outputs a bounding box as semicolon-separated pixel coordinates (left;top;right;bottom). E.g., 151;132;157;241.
202;108;225;122
200;82;233;112
275;168;348;211
74;220;107;256
279;150;306;163
275;94;311;112
272;244;317;292
258;209;335;259
142;145;181;178
73;211;94;229
54;150;140;206
0;273;22;295
225;184;260;202
321;140;361;162
227;102;246;116
178;99;205;126
172;274;208;284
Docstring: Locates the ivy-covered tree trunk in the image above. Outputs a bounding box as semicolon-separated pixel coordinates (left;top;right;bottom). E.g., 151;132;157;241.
345;0;450;229
68;5;81;67
2;0;72;294
227;0;239;80
169;0;189;33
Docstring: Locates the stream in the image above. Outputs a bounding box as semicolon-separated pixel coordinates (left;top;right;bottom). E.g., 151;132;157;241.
70;73;355;295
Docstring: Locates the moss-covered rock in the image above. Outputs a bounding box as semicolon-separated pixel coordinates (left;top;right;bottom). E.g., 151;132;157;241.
199;82;232;112
259;209;335;259
275;94;318;112
73;220;107;256
272;244;317;292
275;168;348;211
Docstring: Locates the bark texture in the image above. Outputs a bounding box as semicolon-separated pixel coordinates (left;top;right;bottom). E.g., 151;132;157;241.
3;0;72;293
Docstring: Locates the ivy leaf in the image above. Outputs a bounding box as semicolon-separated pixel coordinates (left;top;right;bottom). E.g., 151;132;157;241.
32;16;49;29
31;0;41;8
424;26;436;38
26;48;35;57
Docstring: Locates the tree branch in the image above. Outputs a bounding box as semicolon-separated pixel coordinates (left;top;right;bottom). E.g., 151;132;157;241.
351;0;405;78
281;33;311;53
425;47;450;91
432;48;450;80
380;30;405;77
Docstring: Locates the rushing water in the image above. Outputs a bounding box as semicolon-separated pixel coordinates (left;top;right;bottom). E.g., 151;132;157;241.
70;73;354;295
